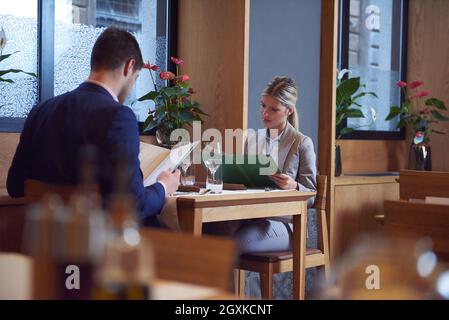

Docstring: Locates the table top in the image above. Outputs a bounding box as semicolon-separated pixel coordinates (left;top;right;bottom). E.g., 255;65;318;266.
176;189;316;208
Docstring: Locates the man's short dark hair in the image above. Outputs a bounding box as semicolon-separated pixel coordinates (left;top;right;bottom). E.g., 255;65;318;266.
91;27;144;71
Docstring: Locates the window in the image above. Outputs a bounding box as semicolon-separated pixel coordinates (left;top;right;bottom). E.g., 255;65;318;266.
338;0;408;139
0;0;39;130
0;0;177;132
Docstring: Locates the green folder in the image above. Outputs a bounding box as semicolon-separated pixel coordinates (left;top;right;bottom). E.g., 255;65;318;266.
221;154;281;188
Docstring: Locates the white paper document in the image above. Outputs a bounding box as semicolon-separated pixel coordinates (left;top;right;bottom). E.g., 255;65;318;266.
141;141;200;187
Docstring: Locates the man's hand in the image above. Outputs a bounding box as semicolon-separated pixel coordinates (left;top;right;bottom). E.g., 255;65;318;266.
157;169;181;195
269;173;297;190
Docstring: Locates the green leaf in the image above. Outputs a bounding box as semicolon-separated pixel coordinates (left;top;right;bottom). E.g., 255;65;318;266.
338;127;354;139
179;110;195;122
191;106;208;116
0;52;16;63
345;108;365;118
336;77;360;108
180;82;189;89
0;77;14;83
431;110;449;121
397;119;407;128
385;106;401;120
426;98;447;110
0;69;37;78
142;115;158;132
162;86;181;97
138;91;159;101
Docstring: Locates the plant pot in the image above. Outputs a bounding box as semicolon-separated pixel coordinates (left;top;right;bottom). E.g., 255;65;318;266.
155;127;181;149
408;143;432;171
335;144;342;176
138;122;156;136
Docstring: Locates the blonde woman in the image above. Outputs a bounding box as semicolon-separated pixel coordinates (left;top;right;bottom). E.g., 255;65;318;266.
205;76;317;254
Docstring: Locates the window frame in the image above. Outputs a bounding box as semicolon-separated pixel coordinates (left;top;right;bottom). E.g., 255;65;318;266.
337;0;409;140
0;0;177;133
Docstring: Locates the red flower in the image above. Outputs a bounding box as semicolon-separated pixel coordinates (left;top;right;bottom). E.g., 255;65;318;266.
396;81;408;88
415;131;424;138
171;56;184;66
410;81;424;89
159;71;175;80
143;62;158;71
188;87;197;95
411;91;430;99
178;74;190;83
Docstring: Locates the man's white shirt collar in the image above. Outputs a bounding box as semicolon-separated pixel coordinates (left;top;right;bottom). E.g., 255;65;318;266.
86;79;119;103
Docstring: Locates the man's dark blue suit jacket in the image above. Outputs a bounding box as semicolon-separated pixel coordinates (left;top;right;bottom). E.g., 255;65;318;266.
7;82;165;225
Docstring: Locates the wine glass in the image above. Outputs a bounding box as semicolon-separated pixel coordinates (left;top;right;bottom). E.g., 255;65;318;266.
202;141;223;193
180;156;195;186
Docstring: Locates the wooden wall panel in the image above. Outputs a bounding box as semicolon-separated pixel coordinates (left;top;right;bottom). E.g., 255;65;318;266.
332;181;399;261
407;0;449;172
338;140;407;173
0;133;20;189
177;0;249;137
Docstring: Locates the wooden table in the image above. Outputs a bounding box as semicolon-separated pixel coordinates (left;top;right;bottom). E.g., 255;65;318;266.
0;253;236;300
153;280;237;300
176;190;315;300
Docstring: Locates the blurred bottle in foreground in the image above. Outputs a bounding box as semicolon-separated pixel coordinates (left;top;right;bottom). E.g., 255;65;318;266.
25;146;107;299
315;234;449;300
53;146;106;299
93;159;155;300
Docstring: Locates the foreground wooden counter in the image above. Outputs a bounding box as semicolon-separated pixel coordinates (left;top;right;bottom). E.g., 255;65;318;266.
331;174;399;261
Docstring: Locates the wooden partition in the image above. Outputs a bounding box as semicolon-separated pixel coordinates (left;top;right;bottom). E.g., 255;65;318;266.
407;0;449;172
317;0;339;259
177;0;249;137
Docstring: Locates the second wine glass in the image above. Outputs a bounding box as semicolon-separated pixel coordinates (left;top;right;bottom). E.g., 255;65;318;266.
202;142;223;193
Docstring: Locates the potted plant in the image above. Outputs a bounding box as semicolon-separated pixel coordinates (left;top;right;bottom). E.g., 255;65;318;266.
335;69;377;176
138;57;207;148
385;81;449;170
0;27;36;85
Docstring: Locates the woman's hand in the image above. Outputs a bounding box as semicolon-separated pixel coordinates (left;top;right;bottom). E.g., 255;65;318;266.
269;173;297;190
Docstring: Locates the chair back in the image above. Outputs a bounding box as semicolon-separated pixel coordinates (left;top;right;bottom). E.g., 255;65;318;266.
399;170;449;200
384;200;449;261
24;179;85;206
313;175;327;210
313;175;329;260
140;228;236;291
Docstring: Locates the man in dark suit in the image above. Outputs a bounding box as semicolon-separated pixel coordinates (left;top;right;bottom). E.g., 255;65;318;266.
7;27;180;225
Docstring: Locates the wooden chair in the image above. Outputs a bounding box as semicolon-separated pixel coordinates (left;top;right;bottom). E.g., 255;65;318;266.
384;200;449;262
398;169;449;200
24;179;92;205
140;228;237;291
235;175;330;299
0;179;79;253
0;196;26;253
375;170;449;225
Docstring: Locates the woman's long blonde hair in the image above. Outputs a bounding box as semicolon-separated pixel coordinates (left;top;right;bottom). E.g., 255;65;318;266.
262;76;299;130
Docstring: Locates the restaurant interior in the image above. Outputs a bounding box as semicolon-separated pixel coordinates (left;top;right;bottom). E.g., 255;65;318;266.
1;0;449;301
